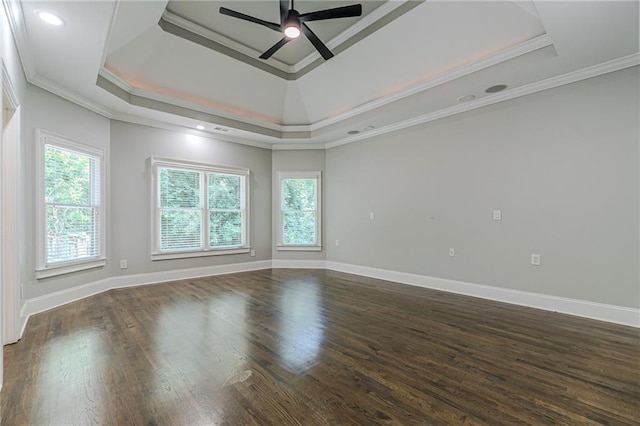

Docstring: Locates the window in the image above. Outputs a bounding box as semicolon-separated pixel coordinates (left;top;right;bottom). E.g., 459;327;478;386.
36;130;106;278
277;171;321;251
151;157;249;260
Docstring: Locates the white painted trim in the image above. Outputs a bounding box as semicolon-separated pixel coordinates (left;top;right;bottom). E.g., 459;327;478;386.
29;75;113;118
17;259;638;342
35;130;107;276
271;259;327;269
1;73;21;345
276;171;322;248
312;33;553;132
325;53;640;149
2;62;19;109
326;262;640;328
2;0;36;81
21;260;272;333
109;113;275;150
35;258;107;279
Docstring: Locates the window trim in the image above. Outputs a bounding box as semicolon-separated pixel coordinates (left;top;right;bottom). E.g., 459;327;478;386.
276;171;322;251
35;129;106;279
150;157;250;261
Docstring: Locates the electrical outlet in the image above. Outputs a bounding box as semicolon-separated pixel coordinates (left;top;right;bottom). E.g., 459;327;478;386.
335;240;340;247
531;254;541;266
493;209;502;221
449;248;455;256
250;249;255;257
120;259;128;269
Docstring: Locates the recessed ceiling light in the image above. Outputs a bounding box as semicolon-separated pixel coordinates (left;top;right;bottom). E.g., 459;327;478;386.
485;84;508;94
347;130;360;135
35;10;65;26
363;126;375;131
196;125;205;130
457;94;476;102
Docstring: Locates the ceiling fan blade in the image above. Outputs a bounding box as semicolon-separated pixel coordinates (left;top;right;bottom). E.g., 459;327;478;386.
279;0;289;26
302;23;333;60
300;4;362;22
219;7;281;32
259;37;291;59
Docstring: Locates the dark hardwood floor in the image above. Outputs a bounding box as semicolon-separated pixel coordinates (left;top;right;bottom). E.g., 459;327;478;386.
2;269;638;425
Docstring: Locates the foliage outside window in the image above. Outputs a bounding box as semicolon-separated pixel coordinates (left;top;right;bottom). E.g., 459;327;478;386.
36;130;105;278
152;158;249;260
277;171;321;251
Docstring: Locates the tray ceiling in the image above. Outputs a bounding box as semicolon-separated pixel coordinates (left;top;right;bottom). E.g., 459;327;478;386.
7;0;639;147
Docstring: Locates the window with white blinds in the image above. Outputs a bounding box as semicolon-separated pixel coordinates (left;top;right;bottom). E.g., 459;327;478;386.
152;158;250;260
36;130;106;279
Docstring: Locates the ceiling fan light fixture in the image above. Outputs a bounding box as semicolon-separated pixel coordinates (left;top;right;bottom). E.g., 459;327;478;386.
283;18;300;38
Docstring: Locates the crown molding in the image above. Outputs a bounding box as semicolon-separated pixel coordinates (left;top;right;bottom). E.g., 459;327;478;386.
311;32;553;132
3;0;36;80
30;74;114;117
271;142;327;150
98;68;285;132
109;112;274;150
325;52;640;149
2;61;20;108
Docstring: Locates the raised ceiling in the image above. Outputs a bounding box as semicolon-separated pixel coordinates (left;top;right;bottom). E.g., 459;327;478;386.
7;0;639;148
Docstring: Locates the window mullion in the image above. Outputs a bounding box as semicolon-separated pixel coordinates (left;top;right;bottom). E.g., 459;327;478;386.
202;171;208;250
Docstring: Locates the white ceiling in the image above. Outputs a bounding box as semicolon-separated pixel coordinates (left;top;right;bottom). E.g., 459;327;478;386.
7;0;639;149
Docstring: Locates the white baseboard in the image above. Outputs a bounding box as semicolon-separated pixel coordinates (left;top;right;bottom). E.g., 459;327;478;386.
18;259;638;341
271;259;327;269
326;261;640;328
20;260;272;337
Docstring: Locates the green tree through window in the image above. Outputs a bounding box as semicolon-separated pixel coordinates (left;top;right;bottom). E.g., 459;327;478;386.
44;144;100;263
282;178;317;245
154;160;248;256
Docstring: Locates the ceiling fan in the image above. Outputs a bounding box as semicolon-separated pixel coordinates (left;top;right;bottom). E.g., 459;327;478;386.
219;0;363;60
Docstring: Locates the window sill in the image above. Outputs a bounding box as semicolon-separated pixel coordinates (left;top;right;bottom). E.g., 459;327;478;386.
277;245;322;252
151;247;250;261
36;258;107;279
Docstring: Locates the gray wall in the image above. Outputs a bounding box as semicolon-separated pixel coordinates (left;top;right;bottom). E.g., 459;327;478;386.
110;121;272;276
271;149;326;260
23;85;111;299
326;67;639;308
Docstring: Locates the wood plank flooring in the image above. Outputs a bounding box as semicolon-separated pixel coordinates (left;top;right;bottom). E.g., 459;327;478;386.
2;269;639;425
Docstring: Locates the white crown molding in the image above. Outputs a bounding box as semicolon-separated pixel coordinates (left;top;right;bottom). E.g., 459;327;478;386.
325;52;640;149
98;33;553;139
3;0;35;80
99;67;284;132
311;33;553;132
2;61;20;108
99;0;121;69
271;142;327;150
326;261;640;328
30;74;114;117
109;111;275;150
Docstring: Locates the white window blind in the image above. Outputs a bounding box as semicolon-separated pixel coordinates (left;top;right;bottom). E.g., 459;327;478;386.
159;167;202;251
208;173;244;248
44;144;101;264
152;158;250;259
